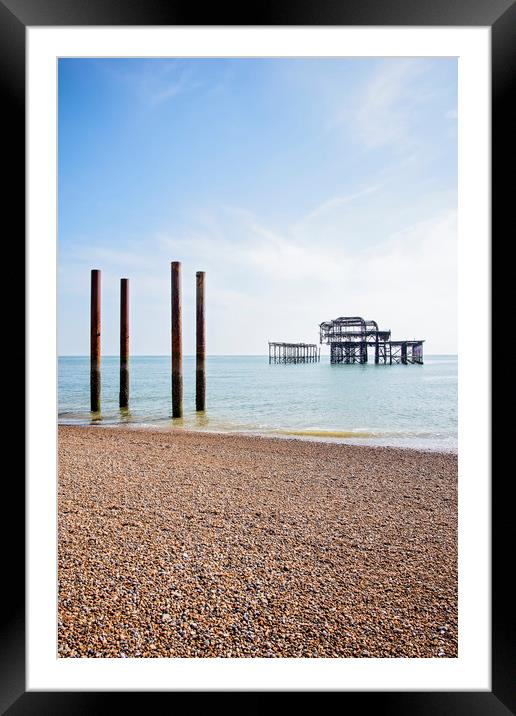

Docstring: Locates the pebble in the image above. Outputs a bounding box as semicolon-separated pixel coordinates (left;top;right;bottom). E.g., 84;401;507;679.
58;426;458;659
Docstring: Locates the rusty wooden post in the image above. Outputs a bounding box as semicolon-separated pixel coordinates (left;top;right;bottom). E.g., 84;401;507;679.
119;278;129;408
90;269;101;412
171;261;183;417
196;271;206;411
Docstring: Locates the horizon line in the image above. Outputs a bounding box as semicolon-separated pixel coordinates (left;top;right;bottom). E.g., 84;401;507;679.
58;353;458;357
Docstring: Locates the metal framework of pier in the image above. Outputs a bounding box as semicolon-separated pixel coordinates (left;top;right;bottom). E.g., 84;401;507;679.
269;342;320;364
319;316;424;365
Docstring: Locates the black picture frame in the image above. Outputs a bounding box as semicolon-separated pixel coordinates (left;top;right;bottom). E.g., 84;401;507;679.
4;0;510;711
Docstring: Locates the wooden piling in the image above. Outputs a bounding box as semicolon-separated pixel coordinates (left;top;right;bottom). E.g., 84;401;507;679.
90;269;101;412
196;271;206;411
171;261;183;417
119;278;129;408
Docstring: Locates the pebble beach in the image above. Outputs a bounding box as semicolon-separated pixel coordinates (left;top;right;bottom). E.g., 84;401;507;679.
58;425;457;658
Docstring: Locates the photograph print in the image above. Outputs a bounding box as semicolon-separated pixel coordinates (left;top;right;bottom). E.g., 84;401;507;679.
58;56;458;659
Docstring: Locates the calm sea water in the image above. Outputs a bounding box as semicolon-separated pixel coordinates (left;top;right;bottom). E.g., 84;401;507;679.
58;355;457;452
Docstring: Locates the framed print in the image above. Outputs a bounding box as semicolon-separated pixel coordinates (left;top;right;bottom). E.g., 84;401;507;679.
3;0;512;711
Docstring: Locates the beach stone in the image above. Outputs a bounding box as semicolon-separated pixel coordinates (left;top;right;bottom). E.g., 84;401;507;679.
58;425;457;659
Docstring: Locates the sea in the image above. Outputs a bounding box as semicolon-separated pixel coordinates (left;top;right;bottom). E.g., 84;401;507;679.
58;355;457;452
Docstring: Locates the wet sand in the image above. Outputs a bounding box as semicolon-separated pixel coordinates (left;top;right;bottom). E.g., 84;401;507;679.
58;425;457;658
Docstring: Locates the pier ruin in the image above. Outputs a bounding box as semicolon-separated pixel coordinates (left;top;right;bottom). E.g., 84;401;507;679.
319;316;424;365
268;342;320;364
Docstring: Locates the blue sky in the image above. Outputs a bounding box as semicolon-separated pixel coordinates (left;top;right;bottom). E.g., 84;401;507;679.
58;57;457;355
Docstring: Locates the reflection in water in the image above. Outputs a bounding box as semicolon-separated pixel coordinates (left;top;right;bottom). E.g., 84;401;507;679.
194;411;209;429
170;416;185;428
59;355;458;451
119;407;132;422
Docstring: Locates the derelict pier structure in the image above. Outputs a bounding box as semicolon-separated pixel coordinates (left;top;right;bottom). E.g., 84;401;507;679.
269;342;320;364
319;316;424;365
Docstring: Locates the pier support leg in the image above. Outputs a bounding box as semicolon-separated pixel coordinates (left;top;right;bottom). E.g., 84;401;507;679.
90;269;101;412
171;261;183;417
119;278;129;408
196;271;206;411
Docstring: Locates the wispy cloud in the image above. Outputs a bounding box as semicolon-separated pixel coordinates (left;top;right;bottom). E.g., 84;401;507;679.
97;59;201;107
149;77;187;105
297;185;381;226
59;192;456;354
356;60;427;148
330;60;430;151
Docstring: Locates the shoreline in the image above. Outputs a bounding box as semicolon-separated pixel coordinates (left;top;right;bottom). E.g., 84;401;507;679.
58;421;457;455
59;425;457;658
